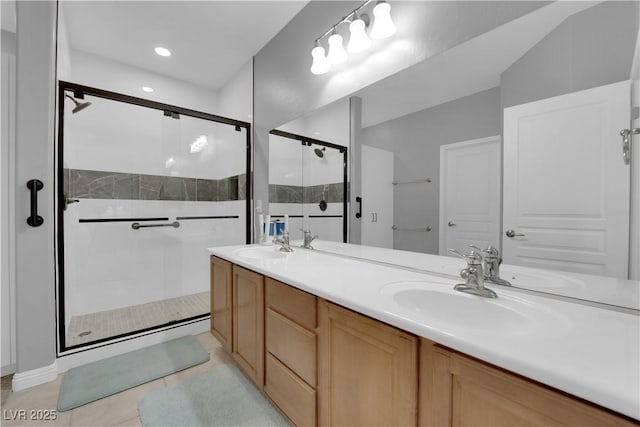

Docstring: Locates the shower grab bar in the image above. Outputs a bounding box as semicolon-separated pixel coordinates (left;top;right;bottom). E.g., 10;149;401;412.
131;221;180;230
392;178;431;185
392;225;432;232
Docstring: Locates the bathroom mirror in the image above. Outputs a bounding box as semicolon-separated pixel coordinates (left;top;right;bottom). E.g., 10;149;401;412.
269;98;350;244
268;1;640;309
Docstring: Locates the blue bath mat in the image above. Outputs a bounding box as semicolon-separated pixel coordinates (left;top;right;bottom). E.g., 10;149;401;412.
58;335;209;411
138;363;289;427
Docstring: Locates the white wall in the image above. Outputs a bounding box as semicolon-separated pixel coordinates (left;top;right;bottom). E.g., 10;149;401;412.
64;100;246;180
269;134;303;187
217;59;253;122
280;97;349;147
69;49;218;114
64;200;245;322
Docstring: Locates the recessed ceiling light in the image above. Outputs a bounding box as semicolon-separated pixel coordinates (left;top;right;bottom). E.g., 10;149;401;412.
141;86;154;93
154;47;171;57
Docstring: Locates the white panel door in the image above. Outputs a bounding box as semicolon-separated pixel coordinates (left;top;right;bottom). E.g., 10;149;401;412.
439;136;501;256
361;145;394;248
503;81;630;278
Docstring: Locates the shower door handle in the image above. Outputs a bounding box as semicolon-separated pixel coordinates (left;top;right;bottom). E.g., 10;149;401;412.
26;179;44;227
355;196;362;219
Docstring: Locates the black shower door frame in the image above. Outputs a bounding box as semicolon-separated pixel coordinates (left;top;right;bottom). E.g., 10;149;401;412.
269;128;348;243
56;81;252;354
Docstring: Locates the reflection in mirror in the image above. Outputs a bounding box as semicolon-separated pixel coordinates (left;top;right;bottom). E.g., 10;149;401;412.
269;99;350;244
361;1;637;266
279;1;639;310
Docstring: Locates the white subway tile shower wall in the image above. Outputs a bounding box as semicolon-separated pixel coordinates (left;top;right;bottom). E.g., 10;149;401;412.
63;199;245;326
64;97;246;180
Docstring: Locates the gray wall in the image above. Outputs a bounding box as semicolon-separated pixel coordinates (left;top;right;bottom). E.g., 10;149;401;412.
14;1;57;374
253;1;547;222
362;87;501;254
501;1;639;109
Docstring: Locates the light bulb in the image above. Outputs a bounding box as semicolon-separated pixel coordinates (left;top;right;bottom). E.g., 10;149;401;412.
310;45;331;75
370;1;396;39
154;47;171;57
347;18;371;53
327;33;348;64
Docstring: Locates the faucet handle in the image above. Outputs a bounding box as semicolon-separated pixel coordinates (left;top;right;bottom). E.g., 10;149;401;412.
483;245;500;256
468;244;482;253
448;248;482;264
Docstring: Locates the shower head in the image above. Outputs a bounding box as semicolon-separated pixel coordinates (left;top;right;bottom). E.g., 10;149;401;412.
314;147;326;158
65;94;92;114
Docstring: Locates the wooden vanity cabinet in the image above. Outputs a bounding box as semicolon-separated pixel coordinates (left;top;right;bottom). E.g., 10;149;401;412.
264;278;318;427
232;264;264;387
210;256;232;352
211;260;637;427
318;299;419;426
419;339;637;427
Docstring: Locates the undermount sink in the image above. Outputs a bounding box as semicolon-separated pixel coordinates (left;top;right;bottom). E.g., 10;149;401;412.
380;281;569;336
234;246;288;260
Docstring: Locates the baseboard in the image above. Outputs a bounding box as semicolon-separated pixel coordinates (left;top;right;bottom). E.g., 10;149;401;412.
12;360;58;391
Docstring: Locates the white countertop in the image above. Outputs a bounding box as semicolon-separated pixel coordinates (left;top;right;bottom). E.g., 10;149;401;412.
208;243;640;420
307;240;640;311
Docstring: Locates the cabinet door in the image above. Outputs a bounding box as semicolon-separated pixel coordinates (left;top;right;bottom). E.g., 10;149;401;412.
318;300;418;426
232;265;264;387
210;256;232;352
422;341;636;427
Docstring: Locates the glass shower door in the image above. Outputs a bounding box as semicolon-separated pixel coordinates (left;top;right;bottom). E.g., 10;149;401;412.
58;83;249;351
301;141;347;243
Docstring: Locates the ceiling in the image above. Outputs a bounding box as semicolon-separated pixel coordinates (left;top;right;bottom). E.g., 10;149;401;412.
61;1;307;90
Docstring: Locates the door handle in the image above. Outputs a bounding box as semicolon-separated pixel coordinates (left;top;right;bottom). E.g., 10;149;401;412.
26;179;44;227
505;229;525;238
355;196;362;219
447;221;456;227
619;128;639;165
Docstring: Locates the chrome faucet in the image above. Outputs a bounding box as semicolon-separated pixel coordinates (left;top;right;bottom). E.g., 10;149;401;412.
470;245;512;287
301;229;318;249
449;248;498;298
273;231;294;253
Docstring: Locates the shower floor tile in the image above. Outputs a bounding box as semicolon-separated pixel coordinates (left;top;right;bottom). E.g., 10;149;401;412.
65;292;210;347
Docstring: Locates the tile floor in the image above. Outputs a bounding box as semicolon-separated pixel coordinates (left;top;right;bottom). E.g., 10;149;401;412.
66;292;210;347
1;332;232;427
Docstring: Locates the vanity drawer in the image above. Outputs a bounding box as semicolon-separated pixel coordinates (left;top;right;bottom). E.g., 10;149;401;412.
266;307;316;386
266;277;317;330
265;352;316;427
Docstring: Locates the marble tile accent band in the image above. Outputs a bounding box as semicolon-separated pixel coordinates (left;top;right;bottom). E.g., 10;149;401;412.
66;168;246;202
269;182;344;204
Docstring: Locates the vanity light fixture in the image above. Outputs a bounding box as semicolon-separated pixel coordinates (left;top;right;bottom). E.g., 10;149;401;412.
311;42;331;75
154;46;171;57
370;1;396;39
141;86;154;93
310;0;396;75
327;32;348;64
347;16;371;53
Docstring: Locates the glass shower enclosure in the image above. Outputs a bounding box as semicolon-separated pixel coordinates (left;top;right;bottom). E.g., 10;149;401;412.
57;82;250;352
268;129;347;243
